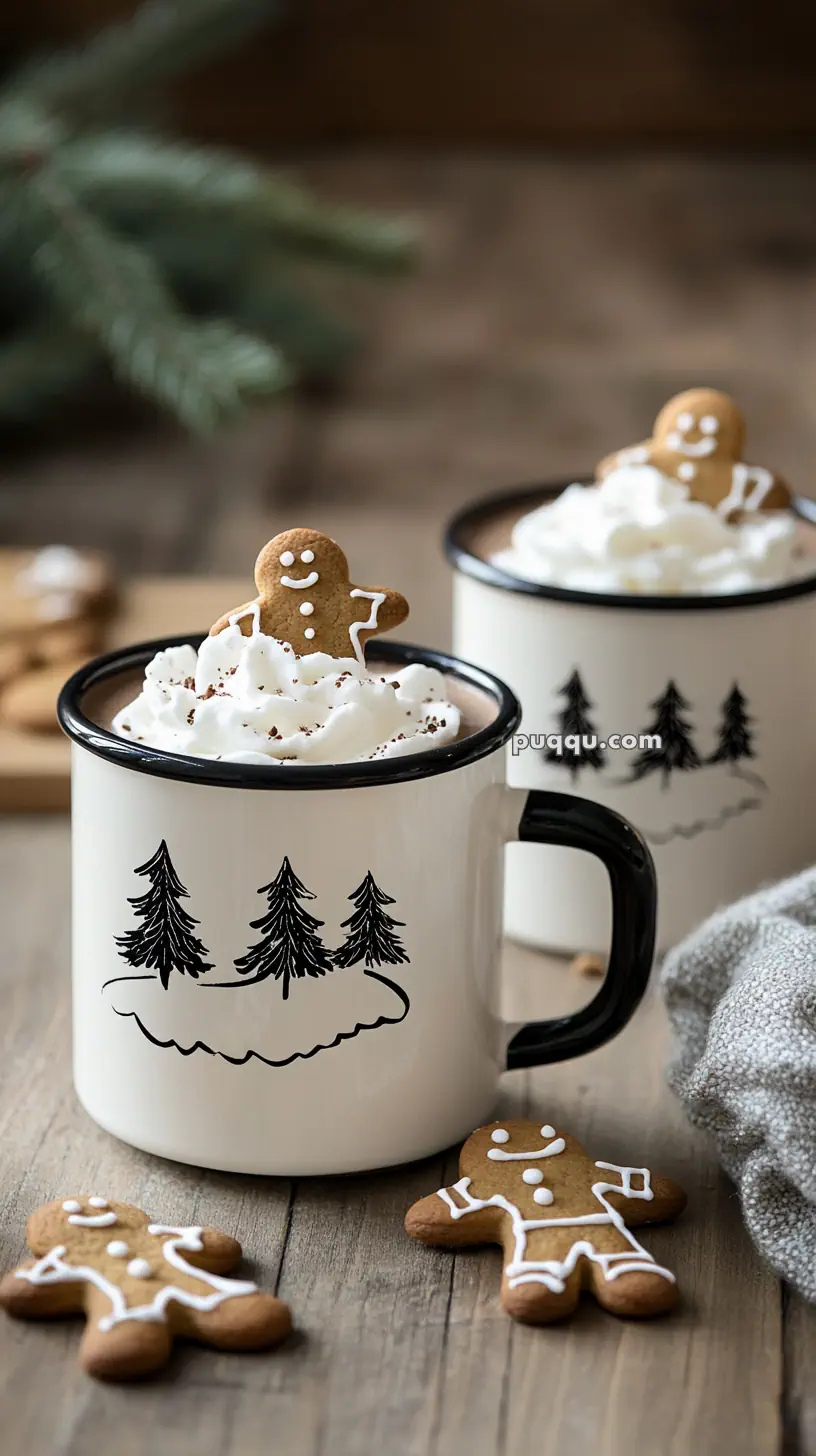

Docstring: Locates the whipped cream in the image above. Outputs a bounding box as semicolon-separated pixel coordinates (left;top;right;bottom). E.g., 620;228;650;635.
112;624;461;765
491;465;803;595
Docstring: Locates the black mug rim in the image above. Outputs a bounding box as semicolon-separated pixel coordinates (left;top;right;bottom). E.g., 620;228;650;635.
57;636;521;791
444;480;816;611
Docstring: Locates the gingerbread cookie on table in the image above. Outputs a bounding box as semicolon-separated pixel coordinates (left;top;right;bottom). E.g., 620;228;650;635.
0;1196;291;1381
596;388;790;516
210;528;408;662
405;1119;686;1323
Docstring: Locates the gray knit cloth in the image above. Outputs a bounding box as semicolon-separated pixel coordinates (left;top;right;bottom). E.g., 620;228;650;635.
661;866;816;1301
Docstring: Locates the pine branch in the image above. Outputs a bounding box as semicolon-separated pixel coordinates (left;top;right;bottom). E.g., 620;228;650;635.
0;322;96;420
58;133;417;273
11;0;279;123
7;167;290;432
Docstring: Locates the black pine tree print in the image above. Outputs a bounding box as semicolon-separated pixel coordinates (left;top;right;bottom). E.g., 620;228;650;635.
115;840;213;990
629;680;701;786
546;669;605;778
233;856;334;1000
708;683;755;766
333;872;410;969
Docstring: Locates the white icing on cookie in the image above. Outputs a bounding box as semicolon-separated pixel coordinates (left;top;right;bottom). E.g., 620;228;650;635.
348;589;386;667
16;1225;258;1332
106;1241;129;1258
299;602;314;616
67;1204;119;1228
487;1133;566;1162
62;1201;81;1214
300;550;315;563
279;551;295;567
490;1129;510;1144
522;1169;545;1185
281;572;319;590
126;1259;152;1280
533;1188;554;1206
436;1162;673;1292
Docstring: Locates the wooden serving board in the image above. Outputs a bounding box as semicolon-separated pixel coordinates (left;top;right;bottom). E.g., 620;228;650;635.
0;576;247;814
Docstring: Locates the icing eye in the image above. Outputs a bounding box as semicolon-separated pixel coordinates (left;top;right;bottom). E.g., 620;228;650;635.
699;415;719;435
540;1125;555;1138
676;411;694;431
88;1197;108;1209
62;1200;81;1214
301;550;315;563
279;551;295;567
490;1128;510;1143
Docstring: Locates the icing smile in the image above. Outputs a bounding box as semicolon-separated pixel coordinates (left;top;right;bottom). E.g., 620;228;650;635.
280;572;319;589
666;432;717;458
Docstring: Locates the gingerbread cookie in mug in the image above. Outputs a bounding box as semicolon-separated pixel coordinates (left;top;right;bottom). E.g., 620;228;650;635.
210;527;408;662
596;388;791;516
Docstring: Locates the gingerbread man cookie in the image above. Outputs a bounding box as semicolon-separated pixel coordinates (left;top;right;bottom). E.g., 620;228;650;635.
596;388;790;515
405;1119;686;1323
0;1196;291;1380
210;528;409;662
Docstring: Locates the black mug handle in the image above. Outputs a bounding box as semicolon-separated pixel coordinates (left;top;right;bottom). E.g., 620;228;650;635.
506;790;657;1070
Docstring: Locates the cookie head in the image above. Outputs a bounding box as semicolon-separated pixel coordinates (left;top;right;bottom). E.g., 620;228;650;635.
254;528;349;600
26;1198;150;1256
211;526;409;661
653;388;745;467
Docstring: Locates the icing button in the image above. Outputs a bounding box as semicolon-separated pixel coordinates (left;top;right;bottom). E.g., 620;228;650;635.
106;1241;129;1258
533;1187;555;1206
126;1258;152;1280
522;1169;545;1185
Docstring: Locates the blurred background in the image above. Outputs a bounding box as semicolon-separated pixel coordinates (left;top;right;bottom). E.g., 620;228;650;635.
3;0;816;648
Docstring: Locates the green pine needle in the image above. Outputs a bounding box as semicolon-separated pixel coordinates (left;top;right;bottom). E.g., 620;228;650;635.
9;168;290;432
58;133;417;274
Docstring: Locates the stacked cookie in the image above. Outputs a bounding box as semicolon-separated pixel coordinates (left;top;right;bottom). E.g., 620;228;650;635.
0;547;116;733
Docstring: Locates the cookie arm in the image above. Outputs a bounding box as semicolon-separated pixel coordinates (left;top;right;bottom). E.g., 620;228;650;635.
601;1168;687;1228
180;1227;244;1276
596;441;651;479
405;1188;498;1249
0;1260;88;1318
355;586;409;641
209;600;259;637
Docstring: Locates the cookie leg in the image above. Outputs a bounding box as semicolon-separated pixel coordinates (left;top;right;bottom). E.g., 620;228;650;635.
184;1292;292;1352
501;1268;583;1324
79;1318;174;1381
589;1264;679;1318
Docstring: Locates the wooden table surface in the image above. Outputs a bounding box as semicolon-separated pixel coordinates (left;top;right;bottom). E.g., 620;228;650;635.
2;151;816;1453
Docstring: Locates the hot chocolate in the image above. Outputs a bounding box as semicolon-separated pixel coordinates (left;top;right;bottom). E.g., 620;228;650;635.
477;390;813;597
89;640;498;774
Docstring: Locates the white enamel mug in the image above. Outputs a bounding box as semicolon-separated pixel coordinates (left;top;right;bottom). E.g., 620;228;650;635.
446;484;816;954
59;636;656;1176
